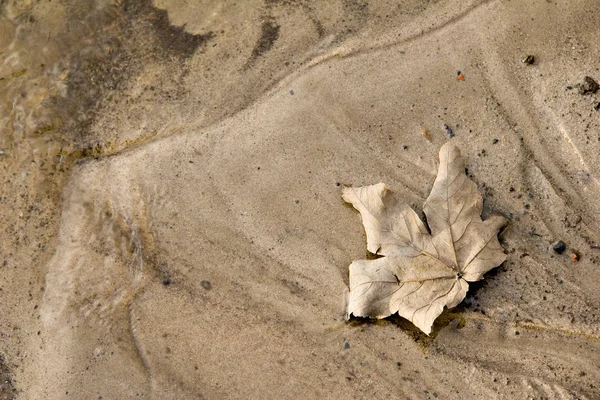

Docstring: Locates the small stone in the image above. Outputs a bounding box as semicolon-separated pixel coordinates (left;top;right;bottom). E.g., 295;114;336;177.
595;102;600;111
492;138;499;144
201;280;212;290
443;124;454;138
578;76;599;95
515;330;520;336
522;55;535;65
289;89;294;95
571;253;579;263
402;145;408;150
552;240;566;254
344;341;350;349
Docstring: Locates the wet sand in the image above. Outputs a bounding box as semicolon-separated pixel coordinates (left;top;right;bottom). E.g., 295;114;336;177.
1;0;600;398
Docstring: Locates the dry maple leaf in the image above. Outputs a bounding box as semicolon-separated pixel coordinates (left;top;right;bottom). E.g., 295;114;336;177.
343;143;506;335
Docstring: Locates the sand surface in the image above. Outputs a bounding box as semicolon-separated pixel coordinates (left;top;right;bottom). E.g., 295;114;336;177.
1;0;600;398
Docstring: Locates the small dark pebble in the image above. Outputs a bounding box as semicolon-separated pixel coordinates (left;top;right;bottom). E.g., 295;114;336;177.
578;76;599;95
289;89;294;95
515;331;520;336
492;138;499;144
162;278;171;286
522;55;535;65
201;280;212;290
443;124;454;138
457;70;461;76
566;86;573;90
524;204;530;209
595;102;600;111
552;240;566;254
402;145;408;150
396;362;402;367
344;341;350;349
335;182;340;186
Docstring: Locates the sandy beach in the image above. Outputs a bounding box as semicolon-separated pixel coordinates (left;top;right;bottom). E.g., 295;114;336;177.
1;0;600;398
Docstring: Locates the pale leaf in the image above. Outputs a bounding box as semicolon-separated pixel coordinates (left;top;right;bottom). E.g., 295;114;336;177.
344;143;506;335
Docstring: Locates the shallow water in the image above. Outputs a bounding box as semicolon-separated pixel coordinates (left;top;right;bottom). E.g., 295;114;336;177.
2;0;600;399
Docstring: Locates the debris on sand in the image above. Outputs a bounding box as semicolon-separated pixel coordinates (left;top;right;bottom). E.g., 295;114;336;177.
422;129;431;142
522;55;535;65
552;240;566;254
443;124;454;138
577;76;599;95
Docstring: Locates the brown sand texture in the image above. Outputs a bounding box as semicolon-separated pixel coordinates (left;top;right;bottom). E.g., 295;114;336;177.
1;0;600;399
